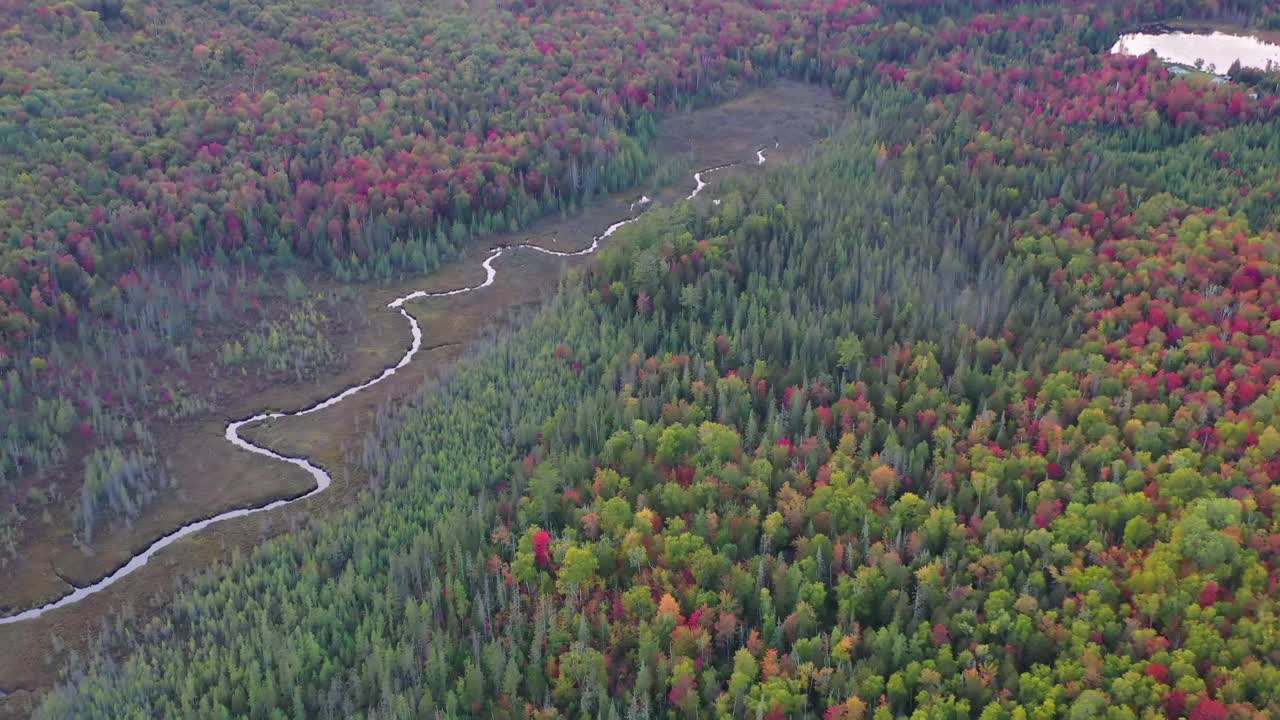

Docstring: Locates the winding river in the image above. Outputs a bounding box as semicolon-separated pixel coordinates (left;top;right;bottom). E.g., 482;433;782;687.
0;150;768;626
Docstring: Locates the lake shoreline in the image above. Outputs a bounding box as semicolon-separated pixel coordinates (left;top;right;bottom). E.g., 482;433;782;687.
1120;20;1272;38
1112;23;1280;75
1118;18;1280;51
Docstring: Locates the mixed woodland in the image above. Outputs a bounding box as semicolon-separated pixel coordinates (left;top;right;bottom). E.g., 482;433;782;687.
5;0;1280;718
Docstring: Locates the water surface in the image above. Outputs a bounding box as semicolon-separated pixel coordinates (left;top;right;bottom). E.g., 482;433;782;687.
1112;31;1280;74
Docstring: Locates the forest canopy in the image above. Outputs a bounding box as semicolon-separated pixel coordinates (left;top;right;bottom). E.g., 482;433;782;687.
8;0;1280;719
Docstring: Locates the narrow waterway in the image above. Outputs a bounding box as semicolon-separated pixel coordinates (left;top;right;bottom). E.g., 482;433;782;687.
0;150;767;626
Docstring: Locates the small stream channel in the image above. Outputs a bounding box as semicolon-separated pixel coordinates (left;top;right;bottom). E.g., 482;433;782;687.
0;148;769;626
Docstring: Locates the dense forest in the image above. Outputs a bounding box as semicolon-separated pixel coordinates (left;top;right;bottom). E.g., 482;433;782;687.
3;0;1279;557
1;0;932;560
0;0;767;558
7;0;1280;717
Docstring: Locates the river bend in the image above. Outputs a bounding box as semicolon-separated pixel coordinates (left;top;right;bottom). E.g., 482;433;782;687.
0;150;765;625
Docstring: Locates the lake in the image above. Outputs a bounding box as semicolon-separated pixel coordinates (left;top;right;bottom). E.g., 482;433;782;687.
1112;30;1280;74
